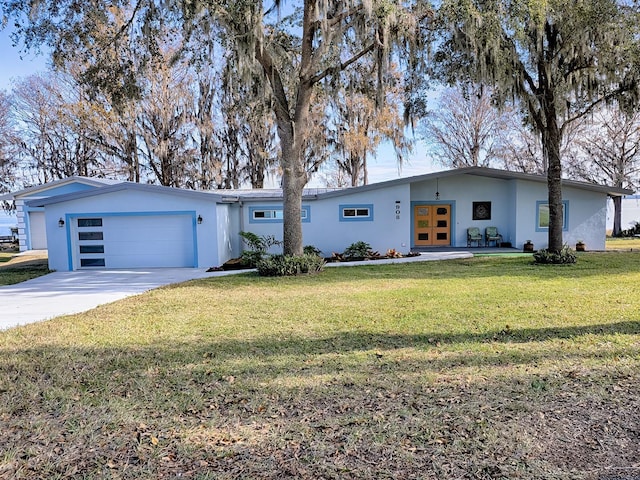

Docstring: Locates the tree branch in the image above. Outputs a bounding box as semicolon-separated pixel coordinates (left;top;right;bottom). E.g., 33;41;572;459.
308;43;375;85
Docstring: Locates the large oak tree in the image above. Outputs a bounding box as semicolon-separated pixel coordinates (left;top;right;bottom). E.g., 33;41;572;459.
3;0;431;255
437;0;640;252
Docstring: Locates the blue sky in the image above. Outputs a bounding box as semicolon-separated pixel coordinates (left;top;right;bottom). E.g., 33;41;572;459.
0;27;49;90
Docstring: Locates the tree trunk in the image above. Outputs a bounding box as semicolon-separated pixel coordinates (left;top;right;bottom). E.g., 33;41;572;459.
281;144;306;256
544;120;564;253
612;195;622;236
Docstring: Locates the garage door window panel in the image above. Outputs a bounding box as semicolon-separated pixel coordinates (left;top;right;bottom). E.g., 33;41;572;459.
78;218;103;227
80;258;106;267
79;245;105;254
79;231;104;241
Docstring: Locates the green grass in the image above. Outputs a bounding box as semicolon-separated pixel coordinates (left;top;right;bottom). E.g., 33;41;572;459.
0;254;50;285
0;252;50;285
0;266;50;285
606;236;640;251
1;254;640;479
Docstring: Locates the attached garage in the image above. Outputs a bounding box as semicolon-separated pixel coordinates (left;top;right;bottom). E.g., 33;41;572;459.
29;182;230;271
70;213;197;270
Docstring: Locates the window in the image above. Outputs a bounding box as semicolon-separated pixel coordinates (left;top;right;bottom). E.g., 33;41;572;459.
77;218;103;227
80;258;106;267
79;245;105;254
536;200;569;231
253;209;283;220
339;204;374;222
79;232;103;241
249;206;310;223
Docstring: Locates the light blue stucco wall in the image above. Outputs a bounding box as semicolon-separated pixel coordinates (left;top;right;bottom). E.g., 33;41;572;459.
43;189;221;271
215;203;241;267
560;187;608;250
240;175;609;254
410;175;512;247
409;175;607;250
510;179;607;250
241;184;412;256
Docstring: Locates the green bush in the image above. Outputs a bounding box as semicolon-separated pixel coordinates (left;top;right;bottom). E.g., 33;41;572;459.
533;245;577;264
618;221;640;237
343;241;373;259
240;250;264;268
256;254;326;277
239;231;283;267
303;245;322;256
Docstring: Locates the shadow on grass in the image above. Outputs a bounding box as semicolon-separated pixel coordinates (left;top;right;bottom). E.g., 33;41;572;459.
4;320;639;377
2;320;639;479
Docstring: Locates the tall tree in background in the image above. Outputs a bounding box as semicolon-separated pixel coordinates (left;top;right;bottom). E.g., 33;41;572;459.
10;74;96;183
331;63;411;186
439;0;640;253
495;117;545;174
568;107;640;235
0;91;17;193
421;85;507;168
138;51;196;188
216;56;278;189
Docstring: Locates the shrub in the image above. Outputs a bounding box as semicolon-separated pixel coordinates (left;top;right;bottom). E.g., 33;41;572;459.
240;250;264;268
239;231;283;267
343;241;373;259
618;221;640;237
533;245;577;264
256;254;326;277
303;245;322;257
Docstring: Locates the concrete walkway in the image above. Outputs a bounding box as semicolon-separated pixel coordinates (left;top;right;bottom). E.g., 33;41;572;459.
0;251;473;330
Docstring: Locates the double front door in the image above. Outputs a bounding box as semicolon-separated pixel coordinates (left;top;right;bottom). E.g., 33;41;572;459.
414;204;451;246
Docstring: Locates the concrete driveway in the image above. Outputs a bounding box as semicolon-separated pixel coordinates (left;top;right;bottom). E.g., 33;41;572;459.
0;267;253;330
0;251;473;331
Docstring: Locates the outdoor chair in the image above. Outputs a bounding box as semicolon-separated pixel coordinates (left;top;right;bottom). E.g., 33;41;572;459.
467;227;483;247
485;226;503;247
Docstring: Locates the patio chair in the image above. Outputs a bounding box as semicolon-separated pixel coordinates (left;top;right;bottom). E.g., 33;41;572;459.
467;227;483;247
485;226;503;247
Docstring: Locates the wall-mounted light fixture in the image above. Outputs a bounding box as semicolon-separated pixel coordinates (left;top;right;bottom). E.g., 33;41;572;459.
58;218;65;228
197;214;203;225
435;178;440;200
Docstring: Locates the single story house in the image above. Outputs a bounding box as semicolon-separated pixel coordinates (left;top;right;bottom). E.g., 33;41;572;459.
1;167;631;271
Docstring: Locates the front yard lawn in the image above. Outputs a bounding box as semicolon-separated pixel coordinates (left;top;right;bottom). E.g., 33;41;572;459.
606;236;640;251
1;253;639;479
0;252;50;286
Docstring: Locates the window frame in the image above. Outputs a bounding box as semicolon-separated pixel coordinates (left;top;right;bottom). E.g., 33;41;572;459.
249;205;310;224
536;200;569;232
339;204;374;222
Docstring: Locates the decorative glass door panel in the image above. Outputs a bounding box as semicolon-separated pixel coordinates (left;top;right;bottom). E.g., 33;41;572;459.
414;205;451;246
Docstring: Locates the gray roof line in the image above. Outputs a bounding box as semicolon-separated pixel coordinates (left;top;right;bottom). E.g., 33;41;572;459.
0;176;119;201
22;167;633;208
310;167;633;199
26;181;228;207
